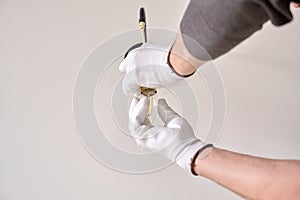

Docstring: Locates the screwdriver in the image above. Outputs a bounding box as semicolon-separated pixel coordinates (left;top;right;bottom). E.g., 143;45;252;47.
124;7;157;119
138;7;157;119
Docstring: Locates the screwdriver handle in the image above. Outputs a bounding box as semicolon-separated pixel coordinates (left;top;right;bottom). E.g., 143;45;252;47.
139;7;147;43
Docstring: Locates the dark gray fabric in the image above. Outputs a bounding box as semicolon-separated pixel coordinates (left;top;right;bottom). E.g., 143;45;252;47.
180;0;293;60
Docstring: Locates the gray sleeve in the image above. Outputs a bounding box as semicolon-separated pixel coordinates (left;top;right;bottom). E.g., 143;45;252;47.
180;0;293;60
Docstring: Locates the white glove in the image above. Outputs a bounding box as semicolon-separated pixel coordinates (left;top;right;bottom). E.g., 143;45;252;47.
129;96;210;173
119;43;183;96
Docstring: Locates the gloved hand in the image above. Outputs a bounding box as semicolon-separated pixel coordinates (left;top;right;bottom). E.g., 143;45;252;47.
119;43;184;96
128;96;212;173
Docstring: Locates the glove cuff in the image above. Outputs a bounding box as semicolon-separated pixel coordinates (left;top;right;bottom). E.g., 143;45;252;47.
176;140;212;175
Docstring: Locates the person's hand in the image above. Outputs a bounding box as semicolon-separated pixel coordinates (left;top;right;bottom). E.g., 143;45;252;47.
128;96;211;173
119;43;183;96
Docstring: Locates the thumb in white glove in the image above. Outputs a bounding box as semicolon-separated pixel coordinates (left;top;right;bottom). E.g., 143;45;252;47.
119;43;184;96
129;96;212;173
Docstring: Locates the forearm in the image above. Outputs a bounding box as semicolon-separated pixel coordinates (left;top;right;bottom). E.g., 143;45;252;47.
177;0;292;61
169;0;289;76
170;0;295;77
193;147;300;200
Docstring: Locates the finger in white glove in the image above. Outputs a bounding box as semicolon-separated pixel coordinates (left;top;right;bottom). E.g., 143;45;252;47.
129;96;209;174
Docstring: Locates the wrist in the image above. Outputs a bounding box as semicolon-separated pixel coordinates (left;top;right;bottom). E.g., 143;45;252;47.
168;31;206;77
168;49;196;77
191;145;214;176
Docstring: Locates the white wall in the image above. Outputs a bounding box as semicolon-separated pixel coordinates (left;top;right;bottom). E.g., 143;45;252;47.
0;0;299;199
